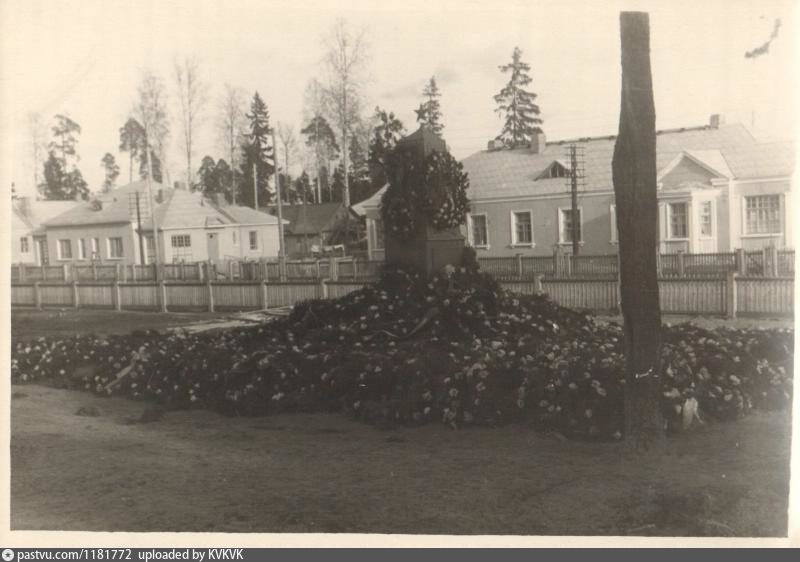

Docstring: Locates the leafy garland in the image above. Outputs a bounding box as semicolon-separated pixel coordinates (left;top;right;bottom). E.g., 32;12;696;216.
381;150;470;240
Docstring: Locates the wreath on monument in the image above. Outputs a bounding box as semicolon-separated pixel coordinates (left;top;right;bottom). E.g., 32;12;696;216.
381;150;470;240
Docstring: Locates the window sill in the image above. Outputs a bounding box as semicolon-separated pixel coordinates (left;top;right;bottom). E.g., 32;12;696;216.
609;240;618;245
742;233;782;238
106;257;125;261
510;243;535;249
665;238;689;242
558;241;585;246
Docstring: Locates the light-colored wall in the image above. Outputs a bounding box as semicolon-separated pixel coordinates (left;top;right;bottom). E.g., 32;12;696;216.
729;179;792;250
45;223;136;264
12;212;35;264
161;224;281;262
466;193;618;257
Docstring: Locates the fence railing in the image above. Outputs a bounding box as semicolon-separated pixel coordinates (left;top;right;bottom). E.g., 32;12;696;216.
478;248;794;279
11;272;792;319
10;257;384;284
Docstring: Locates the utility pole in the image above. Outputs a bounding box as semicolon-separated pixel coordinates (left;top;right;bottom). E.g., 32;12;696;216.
252;163;259;210
272;129;286;265
134;192;145;264
143;135;162;277
566;144;585;256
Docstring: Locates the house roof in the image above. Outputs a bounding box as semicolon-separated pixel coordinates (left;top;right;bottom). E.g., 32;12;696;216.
356;184;388;212
43;181;281;229
12;198;79;230
460;123;795;201
262;202;345;235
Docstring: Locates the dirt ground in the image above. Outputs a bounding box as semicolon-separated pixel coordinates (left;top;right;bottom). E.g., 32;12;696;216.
10;383;792;536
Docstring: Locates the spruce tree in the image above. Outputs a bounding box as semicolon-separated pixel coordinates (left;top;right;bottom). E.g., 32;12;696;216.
239;92;275;208
416;77;443;135
100;153;120;192
494;47;543;148
368;106;405;188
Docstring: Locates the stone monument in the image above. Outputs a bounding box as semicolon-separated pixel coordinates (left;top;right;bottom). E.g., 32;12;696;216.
383;126;466;276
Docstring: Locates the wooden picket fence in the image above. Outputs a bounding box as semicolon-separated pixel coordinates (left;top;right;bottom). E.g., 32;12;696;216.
11;272;792;318
478;248;794;279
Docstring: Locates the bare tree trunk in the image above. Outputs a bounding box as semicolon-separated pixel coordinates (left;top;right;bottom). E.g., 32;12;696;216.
612;11;663;452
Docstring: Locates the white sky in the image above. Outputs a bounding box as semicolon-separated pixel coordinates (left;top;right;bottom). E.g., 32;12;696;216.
0;0;796;197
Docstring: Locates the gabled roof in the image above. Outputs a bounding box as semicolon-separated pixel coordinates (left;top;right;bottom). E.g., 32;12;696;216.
461;123;794;201
43;181;281;229
262;202;346;235
12;198;79;230
355;184;388;212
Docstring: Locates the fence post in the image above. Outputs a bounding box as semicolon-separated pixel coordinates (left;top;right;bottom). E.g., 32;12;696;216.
735;248;746;275
320;278;329;299
329;257;338;281
207;279;215;313
92;261;97;280
726;271;737;319
228;260;235;280
768;245;779;277
34;282;42;310
655;252;662;277
261;280;269;309
353;259;359;281
114;281;122;311
516;254;524;280
677;250;686;277
19;262;26;282
534;274;544;295
316;259;321;279
131;264;138;282
159;280;168;312
72;281;80;309
62;263;69;281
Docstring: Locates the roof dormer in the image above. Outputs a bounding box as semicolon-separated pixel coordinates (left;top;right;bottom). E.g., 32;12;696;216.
535;160;570;180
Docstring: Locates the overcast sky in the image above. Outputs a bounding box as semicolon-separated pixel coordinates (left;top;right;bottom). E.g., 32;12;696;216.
0;0;795;197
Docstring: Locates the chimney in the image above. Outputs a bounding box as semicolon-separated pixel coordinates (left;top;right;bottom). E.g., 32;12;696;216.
530;132;547;154
18;196;31;218
487;139;503;151
709;114;725;129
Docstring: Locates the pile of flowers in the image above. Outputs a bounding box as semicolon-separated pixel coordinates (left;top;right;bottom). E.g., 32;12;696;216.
11;262;793;440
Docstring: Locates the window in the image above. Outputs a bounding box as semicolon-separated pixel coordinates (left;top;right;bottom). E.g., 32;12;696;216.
57;239;72;260
559;208;582;243
511;211;533;245
745;195;781;235
170;234;191;261
249;231;258;250
77;238;87;260
610;204;618;243
373;219;385;250
699;201;713;237
91;238;100;260
144;236;155;264
20;237;29;253
108;237;124;259
469;214;489;247
668;202;688;239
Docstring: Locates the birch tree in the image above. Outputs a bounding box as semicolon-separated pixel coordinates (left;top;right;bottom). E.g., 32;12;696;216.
174;56;207;187
217;84;248;203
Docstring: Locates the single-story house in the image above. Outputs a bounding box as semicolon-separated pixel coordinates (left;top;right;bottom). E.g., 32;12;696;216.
262;202;359;258
11;197;79;265
363;115;794;260
42;181;285;265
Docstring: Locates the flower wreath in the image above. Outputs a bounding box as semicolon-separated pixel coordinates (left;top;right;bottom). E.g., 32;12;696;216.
381;150;470;240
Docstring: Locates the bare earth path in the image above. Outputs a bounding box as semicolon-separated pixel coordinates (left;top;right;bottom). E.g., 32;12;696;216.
10;384;791;535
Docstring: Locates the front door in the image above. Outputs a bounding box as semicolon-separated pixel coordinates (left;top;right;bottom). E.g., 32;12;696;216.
35;237;48;265
207;232;220;264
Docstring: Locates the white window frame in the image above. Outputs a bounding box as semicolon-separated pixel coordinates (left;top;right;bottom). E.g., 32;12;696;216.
467;213;490;249
667;201;689;241
20;237;29;253
170;234;192;261
742;194;782;237
91;237;100;260
249;230;258;250
510;210;534;247
107;237;124;260
609;204;618;244
558;207;584;245
77;238;87;260
698;200;714;239
57;239;72;260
